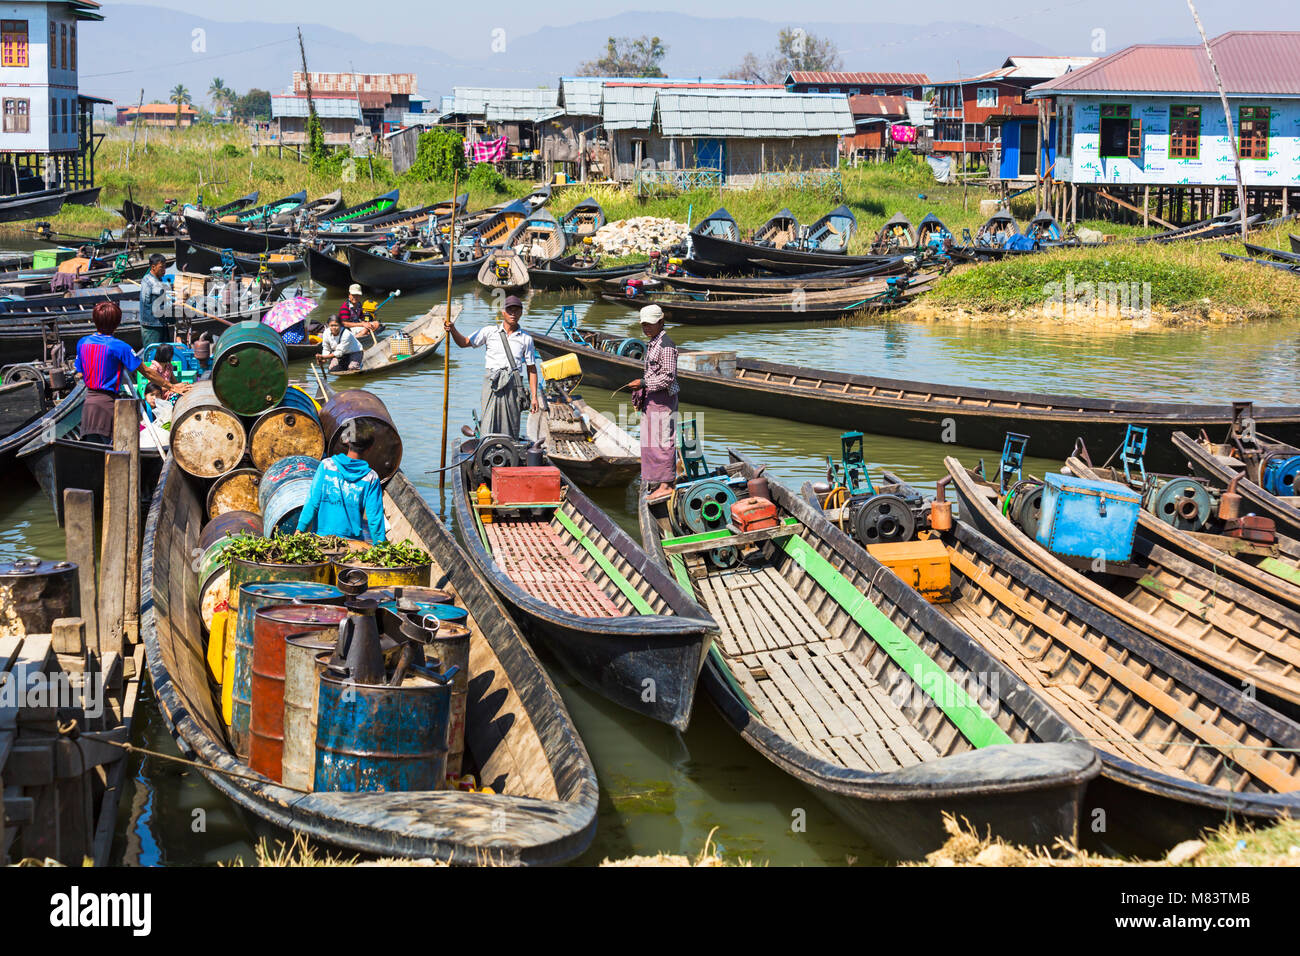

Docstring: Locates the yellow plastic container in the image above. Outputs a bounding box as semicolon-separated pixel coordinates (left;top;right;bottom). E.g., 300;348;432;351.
541;352;582;382
866;539;952;604
219;610;236;726
207;608;229;684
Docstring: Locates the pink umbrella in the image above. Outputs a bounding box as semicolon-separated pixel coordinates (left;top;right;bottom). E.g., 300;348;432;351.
262;296;318;333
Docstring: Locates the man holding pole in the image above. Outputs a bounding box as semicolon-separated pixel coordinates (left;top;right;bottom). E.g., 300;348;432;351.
139;253;172;350
445;294;540;438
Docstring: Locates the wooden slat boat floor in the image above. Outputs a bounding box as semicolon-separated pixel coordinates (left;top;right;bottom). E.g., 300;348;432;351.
484;519;623;618
692;564;943;775
557;502;672;617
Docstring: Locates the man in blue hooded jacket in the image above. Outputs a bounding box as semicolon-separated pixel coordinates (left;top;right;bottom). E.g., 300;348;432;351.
296;424;387;542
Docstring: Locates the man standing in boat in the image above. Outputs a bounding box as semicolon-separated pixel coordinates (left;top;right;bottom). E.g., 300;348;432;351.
445;294;540;438
139;253;172;350
626;304;678;502
339;283;382;335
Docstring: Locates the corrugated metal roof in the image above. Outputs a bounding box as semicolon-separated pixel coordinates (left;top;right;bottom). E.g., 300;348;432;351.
847;94;909;118
905;101;931;127
444;87;558;119
602;83;780;130
271;96;362;120
1030;31;1300;97
933;56;1094;87
786;71;929;86
559;77;606;116
655;91;854;137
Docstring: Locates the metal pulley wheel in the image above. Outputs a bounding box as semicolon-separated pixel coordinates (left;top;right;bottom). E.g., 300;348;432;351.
1144;477;1212;531
850;493;916;547
1260;453;1300;497
706;545;739;571
616;338;646;360
3;363;48;407
671;478;737;535
473;436;524;485
1006;479;1044;537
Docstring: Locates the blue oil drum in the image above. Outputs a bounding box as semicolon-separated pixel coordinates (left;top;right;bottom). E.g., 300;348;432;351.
314;668;454;793
258;455;322;536
1261;455;1300;497
230;579;343;759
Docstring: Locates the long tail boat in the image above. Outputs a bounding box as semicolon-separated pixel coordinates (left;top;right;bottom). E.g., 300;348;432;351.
635;451;1100;859
142;459;600;864
531;328;1300;468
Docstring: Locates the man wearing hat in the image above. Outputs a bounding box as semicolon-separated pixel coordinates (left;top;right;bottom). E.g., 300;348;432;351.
626;304;679;501
446;294;540;438
296;420;387;543
339;283;382;334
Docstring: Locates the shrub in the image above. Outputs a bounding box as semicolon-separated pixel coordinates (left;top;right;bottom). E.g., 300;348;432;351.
467;162;507;194
407;128;465;182
217;143;243;158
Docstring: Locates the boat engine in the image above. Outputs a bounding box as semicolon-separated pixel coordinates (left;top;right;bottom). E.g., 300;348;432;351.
1260;453;1300;497
493;257;513;282
1004;478;1045;537
469;435;525;487
670;477;740;570
827;432;926;548
1142;476;1213;531
615;338;645;359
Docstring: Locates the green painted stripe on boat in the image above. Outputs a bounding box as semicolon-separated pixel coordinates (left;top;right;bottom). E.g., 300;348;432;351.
778;534;1012;749
553;508;654;615
661;517;799;548
1258;556;1300;587
669;549;759;716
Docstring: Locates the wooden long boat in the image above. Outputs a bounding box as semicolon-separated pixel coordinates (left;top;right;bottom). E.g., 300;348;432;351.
287;189;344;223
1291;233;1300;255
31;222;176;252
0;378;81;467
658;259;905;296
62;185;103;206
141;459;600;864
452;436;715;730
526;256;643;292
531;329;1300;469
305;244;354;289
1066;453;1300;611
788;466;1300;853
318;188;400;227
870;212;916;253
690;207;739;242
456;200;530;252
329;303;456;379
540;393;639;488
800;204;856;252
229;190;308;224
600;274;932;325
0;256;170;297
1219;252;1300;274
175;239;304;277
558;196;605;245
914;212;954;250
946;458;1300;718
346;193;466;234
1243;241;1300;265
635;453;1100;858
974;209;1020;247
346;244;485;291
507;209;567;262
0;188;66;223
185;215;301;253
1025;210;1062;242
0;282;141;314
477;250;529;293
1173;429;1300;539
693;229;904;272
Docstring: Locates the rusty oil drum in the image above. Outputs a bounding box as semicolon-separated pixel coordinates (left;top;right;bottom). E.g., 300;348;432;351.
405;612;471;778
248;386;325;472
318;389;403;482
282;635;338;792
227;572;338;758
0;557;79;638
258;455;322;536
314;667;454;793
211;319;289;417
198;510;261;551
206;469;262;518
198;512;262;632
249;603;348;783
332;560;431;590
170;381;246;479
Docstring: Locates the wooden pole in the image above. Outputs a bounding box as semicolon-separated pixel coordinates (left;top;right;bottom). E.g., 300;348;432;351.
63;488;99;659
1186;0;1247;240
439;167;460;497
113;400;141;648
97;451;129;661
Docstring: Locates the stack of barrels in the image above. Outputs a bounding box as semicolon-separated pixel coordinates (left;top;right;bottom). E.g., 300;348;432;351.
191;322;467;795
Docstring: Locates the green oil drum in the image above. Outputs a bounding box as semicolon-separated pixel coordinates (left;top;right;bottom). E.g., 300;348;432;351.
211;320;289;416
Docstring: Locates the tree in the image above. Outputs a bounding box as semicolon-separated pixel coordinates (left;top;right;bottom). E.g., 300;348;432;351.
231;89;272;122
724;27;842;84
578;35;667;77
208;76;232;115
168;84;191;128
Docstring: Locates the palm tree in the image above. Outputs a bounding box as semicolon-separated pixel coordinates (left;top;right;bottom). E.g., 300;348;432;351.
169;84;192;128
208;77;230;115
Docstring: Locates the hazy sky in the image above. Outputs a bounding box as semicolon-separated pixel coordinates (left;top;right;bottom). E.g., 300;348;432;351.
104;0;1295;53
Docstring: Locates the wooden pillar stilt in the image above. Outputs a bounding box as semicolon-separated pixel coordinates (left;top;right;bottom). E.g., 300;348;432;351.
63;489;99;659
97;451;129;662
113;400;141;653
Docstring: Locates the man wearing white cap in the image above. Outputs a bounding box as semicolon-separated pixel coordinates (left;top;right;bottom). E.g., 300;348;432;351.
446;294;540;438
338;283;381;334
626;304;678;501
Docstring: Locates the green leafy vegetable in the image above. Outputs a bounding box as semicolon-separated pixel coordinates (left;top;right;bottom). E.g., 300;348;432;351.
222;531;329;567
345;539;431;568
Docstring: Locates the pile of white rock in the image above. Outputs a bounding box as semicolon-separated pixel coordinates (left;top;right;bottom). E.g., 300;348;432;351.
589;217;688;256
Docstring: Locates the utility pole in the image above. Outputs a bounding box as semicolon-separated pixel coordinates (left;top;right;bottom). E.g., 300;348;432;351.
1187;0;1248;239
957;60;967;212
298;27;317;163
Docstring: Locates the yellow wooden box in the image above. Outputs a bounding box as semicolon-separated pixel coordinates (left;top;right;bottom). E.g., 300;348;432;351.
866;538;952;603
541;352;582;381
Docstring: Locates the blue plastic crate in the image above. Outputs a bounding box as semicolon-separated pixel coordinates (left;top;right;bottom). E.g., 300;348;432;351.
1035;472;1141;563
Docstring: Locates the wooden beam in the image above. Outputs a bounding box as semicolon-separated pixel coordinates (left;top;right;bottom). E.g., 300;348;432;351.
1097;188;1176;229
97;451;129;661
113;400;141;648
63;489;98;658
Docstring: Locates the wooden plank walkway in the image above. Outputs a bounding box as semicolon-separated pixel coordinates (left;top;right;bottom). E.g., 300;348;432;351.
699;565;938;773
485;519;622;618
